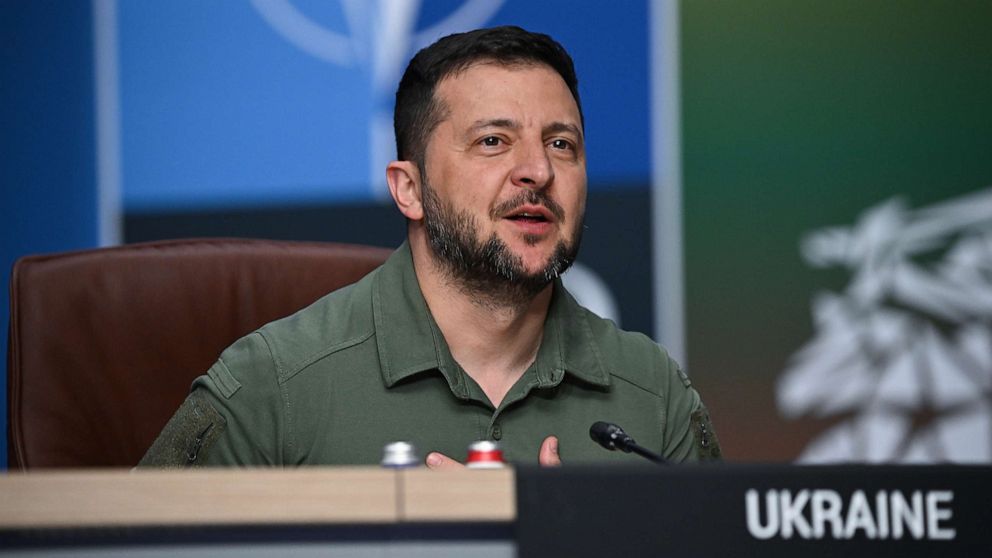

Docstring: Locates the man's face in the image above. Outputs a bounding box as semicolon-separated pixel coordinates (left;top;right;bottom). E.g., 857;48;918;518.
420;62;587;300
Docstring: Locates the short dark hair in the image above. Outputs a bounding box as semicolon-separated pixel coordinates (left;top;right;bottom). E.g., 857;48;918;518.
394;26;582;170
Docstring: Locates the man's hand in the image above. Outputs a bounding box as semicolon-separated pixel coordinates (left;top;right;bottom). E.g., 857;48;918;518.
425;435;561;469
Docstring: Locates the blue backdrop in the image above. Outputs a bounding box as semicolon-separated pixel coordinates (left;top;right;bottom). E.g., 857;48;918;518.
1;1;100;469
120;0;652;212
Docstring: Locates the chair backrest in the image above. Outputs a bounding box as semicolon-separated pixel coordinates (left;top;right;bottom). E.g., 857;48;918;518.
7;238;392;469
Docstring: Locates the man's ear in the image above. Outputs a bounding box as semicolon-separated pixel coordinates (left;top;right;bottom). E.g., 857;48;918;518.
386;161;424;221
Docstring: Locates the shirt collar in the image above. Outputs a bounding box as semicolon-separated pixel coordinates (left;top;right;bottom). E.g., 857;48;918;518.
538;282;611;387
371;242;611;394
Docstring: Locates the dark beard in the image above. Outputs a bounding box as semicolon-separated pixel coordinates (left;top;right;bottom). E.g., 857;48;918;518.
421;181;582;308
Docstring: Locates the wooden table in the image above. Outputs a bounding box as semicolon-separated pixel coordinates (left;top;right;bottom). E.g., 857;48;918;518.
0;467;517;557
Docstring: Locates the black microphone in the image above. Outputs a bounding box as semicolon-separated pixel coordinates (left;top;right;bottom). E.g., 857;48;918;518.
589;421;667;464
589;421;635;451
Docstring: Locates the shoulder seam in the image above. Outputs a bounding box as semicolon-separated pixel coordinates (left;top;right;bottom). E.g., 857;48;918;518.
609;372;663;399
272;329;377;384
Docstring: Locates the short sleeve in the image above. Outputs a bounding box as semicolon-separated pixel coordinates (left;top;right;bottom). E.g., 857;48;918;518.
138;332;289;467
660;355;722;462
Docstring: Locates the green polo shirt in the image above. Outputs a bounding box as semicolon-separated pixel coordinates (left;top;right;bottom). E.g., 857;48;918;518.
141;242;719;467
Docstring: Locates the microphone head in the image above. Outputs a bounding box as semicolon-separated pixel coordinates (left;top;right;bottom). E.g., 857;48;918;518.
589;421;634;452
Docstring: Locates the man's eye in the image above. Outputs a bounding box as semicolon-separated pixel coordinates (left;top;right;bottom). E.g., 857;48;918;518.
481;136;502;147
550;139;574;151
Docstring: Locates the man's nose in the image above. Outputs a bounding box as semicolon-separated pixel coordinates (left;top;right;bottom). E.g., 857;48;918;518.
509;140;554;190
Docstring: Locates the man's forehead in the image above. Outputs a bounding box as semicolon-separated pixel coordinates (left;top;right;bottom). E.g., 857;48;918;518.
442;58;546;82
433;61;581;127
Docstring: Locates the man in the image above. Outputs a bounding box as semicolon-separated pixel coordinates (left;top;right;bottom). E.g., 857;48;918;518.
141;26;720;468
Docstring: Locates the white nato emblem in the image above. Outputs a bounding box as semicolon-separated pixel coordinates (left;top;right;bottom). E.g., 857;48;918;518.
250;0;505;197
563;262;622;327
778;187;992;463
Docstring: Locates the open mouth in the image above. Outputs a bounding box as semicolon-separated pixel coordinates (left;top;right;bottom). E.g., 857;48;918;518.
503;204;555;225
505;212;550;224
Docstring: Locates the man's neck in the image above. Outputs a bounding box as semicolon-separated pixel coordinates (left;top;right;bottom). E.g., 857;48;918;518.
410;240;553;408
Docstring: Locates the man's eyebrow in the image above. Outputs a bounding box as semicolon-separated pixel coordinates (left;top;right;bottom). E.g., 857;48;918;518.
466;119;583;141
468;118;520;132
544;122;583;141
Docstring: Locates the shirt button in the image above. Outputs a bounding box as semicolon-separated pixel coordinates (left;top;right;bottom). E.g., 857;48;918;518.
491;424;503;440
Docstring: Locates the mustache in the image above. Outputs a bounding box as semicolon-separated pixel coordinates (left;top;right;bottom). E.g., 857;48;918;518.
489;189;566;221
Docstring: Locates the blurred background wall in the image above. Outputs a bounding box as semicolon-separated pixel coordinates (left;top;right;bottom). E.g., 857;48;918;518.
682;0;992;462
3;0;991;468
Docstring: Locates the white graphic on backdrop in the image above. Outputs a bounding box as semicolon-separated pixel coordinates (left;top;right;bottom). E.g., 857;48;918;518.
563;263;621;326
250;0;504;197
778;188;992;463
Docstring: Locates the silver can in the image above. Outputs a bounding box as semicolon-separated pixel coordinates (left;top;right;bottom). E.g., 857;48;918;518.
381;441;420;468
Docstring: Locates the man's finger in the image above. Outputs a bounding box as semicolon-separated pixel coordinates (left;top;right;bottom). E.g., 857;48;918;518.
539;435;561;467
425;451;465;470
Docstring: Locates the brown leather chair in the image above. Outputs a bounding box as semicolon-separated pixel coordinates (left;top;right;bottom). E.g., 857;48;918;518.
7;238;392;469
